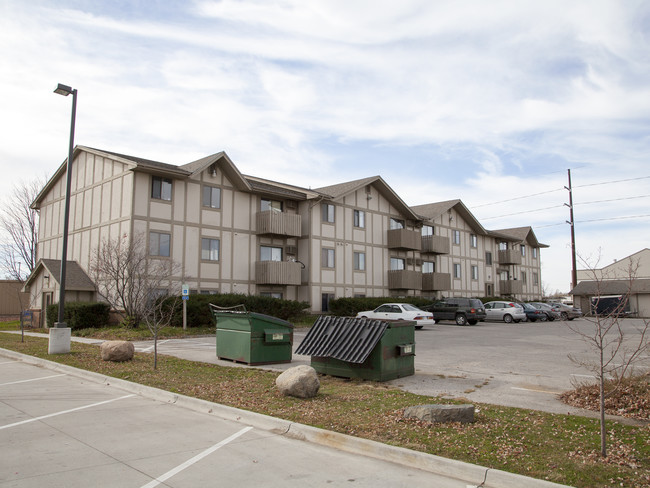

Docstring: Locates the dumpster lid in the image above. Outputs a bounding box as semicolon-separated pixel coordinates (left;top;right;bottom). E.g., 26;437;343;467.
295;316;388;364
209;304;293;328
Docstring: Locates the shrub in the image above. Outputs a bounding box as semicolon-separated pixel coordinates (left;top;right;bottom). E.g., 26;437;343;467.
162;293;310;327
327;297;434;317
45;302;110;330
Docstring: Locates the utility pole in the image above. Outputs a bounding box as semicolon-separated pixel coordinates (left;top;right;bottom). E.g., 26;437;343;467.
565;169;578;291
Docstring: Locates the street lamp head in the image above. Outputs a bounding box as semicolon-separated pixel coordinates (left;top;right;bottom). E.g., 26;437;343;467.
54;83;75;96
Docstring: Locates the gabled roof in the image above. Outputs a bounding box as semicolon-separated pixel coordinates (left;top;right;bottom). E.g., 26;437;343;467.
315;176;422;221
491;226;549;248
32;146;254;208
412;199;488;235
181;152;252;192
23;259;95;292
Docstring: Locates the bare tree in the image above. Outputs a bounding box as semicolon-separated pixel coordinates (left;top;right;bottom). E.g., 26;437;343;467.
90;233;183;368
0;178;45;280
567;256;650;457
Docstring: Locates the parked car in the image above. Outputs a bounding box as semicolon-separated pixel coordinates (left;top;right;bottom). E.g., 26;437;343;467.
355;303;435;329
520;302;547;322
421;298;486;326
483;301;527;323
546;301;583;321
529;302;561;321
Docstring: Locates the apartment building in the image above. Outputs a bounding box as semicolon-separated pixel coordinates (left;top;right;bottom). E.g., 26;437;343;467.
24;146;547;322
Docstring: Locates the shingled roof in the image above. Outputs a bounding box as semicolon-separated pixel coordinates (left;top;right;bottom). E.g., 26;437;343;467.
24;259;96;291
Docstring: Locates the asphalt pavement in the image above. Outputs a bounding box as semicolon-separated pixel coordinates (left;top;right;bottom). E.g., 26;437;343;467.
0;347;571;488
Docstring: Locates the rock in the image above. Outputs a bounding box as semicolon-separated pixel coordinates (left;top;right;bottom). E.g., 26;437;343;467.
276;365;320;398
403;404;475;424
100;340;135;362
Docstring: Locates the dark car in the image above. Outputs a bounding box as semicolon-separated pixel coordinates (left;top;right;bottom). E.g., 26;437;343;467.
520;302;547;322
529;302;561;321
546;302;583;321
422;298;486;326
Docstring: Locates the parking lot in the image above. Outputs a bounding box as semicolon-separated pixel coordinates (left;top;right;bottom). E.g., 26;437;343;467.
132;317;650;417
0;358;483;488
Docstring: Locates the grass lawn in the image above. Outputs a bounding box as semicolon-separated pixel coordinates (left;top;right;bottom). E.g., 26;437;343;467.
0;328;648;487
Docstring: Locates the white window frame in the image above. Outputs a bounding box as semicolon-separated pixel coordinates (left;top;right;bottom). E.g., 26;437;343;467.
471;265;478;280
321;248;335;268
390;257;405;270
353;210;365;228
453;263;461;278
149;231;171;257
322;203;335;223
202;185;221;209
260;245;283;262
453;230;461;245
152;176;172;201
353;251;366;271
201;238;220;261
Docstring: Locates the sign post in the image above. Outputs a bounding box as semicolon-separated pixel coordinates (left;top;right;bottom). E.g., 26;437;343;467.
181;284;189;330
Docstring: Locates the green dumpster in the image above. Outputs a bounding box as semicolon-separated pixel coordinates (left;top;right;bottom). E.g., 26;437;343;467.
295;316;415;382
211;304;293;365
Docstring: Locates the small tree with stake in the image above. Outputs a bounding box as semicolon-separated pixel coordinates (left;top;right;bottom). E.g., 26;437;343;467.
567;256;649;457
91;232;182;369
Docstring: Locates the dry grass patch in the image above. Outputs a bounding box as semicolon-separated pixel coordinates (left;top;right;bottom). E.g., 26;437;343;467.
1;332;648;488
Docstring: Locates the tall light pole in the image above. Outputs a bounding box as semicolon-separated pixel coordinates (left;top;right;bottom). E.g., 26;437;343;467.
49;83;77;353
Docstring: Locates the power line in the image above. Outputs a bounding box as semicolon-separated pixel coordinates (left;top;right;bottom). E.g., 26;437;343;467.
481;204;565;220
469;175;650;210
534;213;650;228
471;188;564;208
573;175;650;189
575;194;650;206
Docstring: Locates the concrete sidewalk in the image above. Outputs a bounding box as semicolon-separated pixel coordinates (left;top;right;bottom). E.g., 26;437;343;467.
0;338;571;488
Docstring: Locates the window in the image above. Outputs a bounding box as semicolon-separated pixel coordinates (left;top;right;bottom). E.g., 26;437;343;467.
201;238;220;261
149;231;170;257
261;198;282;212
520;244;526;256
533;272;539;286
453;230;461;245
321;248;335;268
471;265;478;280
202;186;221;209
321;293;335;312
421;225;434;236
151;177;172;201
499;270;509;280
260;292;283;299
453;263;461;278
485;251;493;265
521;271;527;284
353;210;365;228
390;257;405;270
260;245;283;261
321;203;335;223
533;247;538;259
199;289;218;295
422;261;435;273
499;242;508;251
470;234;477;248
390;218;404;230
353;251;365;271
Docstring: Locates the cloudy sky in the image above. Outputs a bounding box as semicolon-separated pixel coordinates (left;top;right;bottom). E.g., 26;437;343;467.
1;0;649;293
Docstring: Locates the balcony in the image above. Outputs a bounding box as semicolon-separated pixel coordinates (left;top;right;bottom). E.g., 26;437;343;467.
387;228;422;250
498;249;522;265
387;270;422;290
255;261;302;285
421;235;450;254
499;279;523;295
256;211;301;237
422;272;451;291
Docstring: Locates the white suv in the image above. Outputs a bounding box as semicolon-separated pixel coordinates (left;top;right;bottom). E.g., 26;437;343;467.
483;301;527;323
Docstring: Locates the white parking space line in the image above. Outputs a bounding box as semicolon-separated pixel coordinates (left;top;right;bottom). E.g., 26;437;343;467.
139;426;253;488
0;374;66;387
137;339;171;353
0;394;136;431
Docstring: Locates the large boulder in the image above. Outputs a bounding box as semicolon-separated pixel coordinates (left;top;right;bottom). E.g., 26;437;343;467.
276;365;320;398
100;340;135;362
403;404;475;424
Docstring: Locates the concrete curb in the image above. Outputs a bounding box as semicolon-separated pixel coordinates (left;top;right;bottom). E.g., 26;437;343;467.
0;347;572;488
